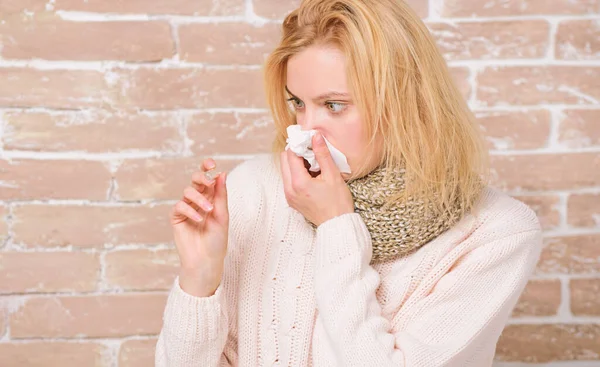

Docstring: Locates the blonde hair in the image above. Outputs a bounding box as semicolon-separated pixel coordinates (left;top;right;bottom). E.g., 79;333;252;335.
264;0;490;216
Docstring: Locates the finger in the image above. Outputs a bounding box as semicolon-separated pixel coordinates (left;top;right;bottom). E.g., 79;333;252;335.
287;149;310;191
174;201;203;223
213;171;228;223
199;158;218;193
312;133;340;180
191;170;217;197
192;170;217;187
183;187;214;213
205;169;222;183
202;158;217;172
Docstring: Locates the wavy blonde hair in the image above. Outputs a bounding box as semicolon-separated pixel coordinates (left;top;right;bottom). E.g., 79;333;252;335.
264;0;489;216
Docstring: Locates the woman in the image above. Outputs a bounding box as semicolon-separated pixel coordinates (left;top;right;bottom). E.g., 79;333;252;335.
155;0;542;366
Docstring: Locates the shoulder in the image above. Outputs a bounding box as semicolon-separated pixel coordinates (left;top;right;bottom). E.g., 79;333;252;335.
411;188;544;280
451;187;544;264
471;187;542;237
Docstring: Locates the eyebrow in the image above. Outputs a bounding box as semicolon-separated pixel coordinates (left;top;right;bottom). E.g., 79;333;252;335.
285;85;350;102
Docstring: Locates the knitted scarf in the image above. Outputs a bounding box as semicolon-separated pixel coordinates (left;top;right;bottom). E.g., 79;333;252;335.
312;166;474;263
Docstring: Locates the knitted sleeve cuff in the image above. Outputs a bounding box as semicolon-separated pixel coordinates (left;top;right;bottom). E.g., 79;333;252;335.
162;276;227;343
315;212;373;267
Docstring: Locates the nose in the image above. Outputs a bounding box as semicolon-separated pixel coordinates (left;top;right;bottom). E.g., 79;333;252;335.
297;107;320;131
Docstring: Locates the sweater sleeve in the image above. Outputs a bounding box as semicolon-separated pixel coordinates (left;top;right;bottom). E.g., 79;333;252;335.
155;276;234;367
154;157;266;366
312;212;542;367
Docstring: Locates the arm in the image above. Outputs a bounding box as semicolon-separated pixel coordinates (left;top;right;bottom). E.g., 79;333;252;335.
155;158;264;366
313;213;542;367
155;278;234;367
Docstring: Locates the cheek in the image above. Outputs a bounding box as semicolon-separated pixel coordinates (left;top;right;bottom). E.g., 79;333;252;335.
327;116;367;162
343;115;367;157
337;116;383;176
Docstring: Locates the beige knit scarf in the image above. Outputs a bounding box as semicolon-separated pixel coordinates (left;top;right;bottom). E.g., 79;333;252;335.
312;166;472;263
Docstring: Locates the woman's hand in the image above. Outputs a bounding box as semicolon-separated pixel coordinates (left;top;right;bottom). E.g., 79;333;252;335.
170;158;229;297
280;133;354;226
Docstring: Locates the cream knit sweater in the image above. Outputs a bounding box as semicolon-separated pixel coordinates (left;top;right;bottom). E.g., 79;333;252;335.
155;155;543;367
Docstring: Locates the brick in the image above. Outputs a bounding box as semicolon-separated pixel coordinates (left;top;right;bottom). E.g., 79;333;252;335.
10;294;166;338
429;21;549;60
115;158;244;201
187;112;275;155
537;235;600;274
180;23;281;64
0;342;108;367
512;279;561;317
0;67;267;110
490;153;600;191
55;0;245;15
106;249;179;291
442;0;600;17
405;0;428;18
119;339;157;367
253;0;428;19
556;20;600;60
0;205;8;245
568;193;600;228
496;324;600;362
0;68;111;109
0;307;6;337
114;68;265;109
477;67;600;106
0;18;174;61
250;0;297;19
12;204;172;248
476;110;551;151
558;109;600;148
0;160;111;201
0;0;49;14
0;252;99;293
571;279;600;316
513;195;560;230
3;111;182;153
450;67;471;101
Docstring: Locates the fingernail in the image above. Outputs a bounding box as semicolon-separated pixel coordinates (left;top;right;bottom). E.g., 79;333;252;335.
315;133;324;144
193;213;203;222
203;202;214;212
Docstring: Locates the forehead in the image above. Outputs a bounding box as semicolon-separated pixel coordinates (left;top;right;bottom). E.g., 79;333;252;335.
286;45;349;96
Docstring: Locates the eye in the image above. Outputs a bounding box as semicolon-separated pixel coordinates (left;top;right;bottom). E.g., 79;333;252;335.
326;102;346;113
287;98;304;111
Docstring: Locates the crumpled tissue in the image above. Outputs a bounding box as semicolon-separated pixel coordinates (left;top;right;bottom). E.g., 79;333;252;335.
284;125;351;174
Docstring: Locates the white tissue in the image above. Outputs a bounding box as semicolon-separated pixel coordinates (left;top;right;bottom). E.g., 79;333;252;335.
284;125;352;174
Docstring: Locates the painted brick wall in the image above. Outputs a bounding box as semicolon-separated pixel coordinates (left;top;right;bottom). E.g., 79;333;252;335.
0;0;598;366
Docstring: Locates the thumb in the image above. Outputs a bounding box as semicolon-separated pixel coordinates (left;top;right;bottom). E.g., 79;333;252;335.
312;133;339;179
213;172;229;223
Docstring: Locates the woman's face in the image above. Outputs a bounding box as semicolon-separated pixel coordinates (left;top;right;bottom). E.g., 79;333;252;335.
285;45;382;179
